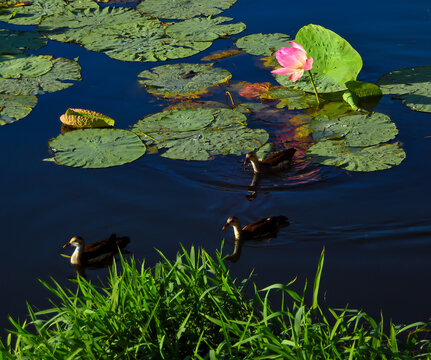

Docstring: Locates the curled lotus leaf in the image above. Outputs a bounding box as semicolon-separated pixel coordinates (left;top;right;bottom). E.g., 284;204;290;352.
0;94;37;126
131;108;268;161
38;7;148;44
310;112;398;147
266;87;318;109
276;24;363;93
80;22;212;62
0;0;98;25
137;63;232;98
60;108;115;128
201;48;244;61
308;140;406;172
137;0;237;20
235;33;292;56
377;66;431;113
0;57;81;95
48;129;146;168
0;29;48;54
0;55;53;79
165;16;246;42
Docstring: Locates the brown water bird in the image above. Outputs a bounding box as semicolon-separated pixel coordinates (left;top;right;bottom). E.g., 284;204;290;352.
222;216;290;262
244;148;296;174
63;234;130;266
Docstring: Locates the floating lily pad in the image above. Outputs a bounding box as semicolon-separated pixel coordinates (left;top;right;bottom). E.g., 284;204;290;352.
48;129;146;168
0;0;98;25
38;7;147;44
166;16;246;42
137;0;237;19
0;57;81;95
377;66;431;113
60;108;115;128
132;108;268;161
0;55;53;79
235;33;291;56
308;140;406;172
0;94;37;126
138;63;231;98
275;24;362;93
0;29;48;54
266;87;318;110
310;112;398;147
80;22;212;62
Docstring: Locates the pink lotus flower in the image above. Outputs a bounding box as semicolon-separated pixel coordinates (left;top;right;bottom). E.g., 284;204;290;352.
271;41;314;82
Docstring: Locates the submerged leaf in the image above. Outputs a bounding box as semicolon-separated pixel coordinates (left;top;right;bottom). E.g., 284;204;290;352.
0;94;37;126
308;140;405;172
60;108;115;128
132;108;268;161
138;63;231;98
166;16;245;42
137;0;237;20
235;33;291;56
48;129;146;168
80;22;212;62
0;29;47;54
238;82;272;99
275;24;362;93
201;48;243;61
377;66;431;113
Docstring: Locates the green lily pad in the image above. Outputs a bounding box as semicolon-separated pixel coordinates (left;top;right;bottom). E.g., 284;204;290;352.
235;33;291;56
137;0;237;20
0;29;48;54
343;80;382;110
0;0;98;25
38;7;147;44
0;55;53;79
377;66;431;113
48;129;146;168
308;140;406;172
0;94;37;126
132;108;268;161
266;87;318;110
310;112;398;147
60;108;115;128
0;57;81;95
275;24;362;93
137;63;232;98
80;22;212;62
165;16;246;42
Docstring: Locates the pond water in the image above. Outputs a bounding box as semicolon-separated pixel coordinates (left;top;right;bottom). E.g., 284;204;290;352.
1;0;431;337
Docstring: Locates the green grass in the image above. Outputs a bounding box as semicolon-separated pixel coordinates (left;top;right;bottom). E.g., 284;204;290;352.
1;246;430;359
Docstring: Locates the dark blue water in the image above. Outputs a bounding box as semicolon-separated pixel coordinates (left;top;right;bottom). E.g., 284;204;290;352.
1;0;431;337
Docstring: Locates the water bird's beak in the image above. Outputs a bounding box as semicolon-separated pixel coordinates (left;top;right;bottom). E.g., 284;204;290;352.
222;223;229;230
63;243;71;248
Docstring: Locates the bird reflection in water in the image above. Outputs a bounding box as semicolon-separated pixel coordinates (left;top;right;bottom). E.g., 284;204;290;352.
222;216;290;262
244;148;296;201
63;233;130;278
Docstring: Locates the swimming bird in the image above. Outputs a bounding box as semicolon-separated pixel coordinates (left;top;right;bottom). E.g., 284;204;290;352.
244;148;296;174
63;234;130;266
222;216;290;262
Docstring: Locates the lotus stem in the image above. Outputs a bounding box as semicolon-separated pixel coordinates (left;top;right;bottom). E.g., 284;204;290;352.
307;70;320;105
225;91;236;109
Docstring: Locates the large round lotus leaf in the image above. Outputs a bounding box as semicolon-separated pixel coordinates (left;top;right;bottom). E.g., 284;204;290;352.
0;57;81;95
377;66;431;113
132;108;268;161
308;140;406;172
60;108;115;128
310;112;398;147
38;7;148;44
165;16;246;42
0;55;53;79
138;63;231;98
137;0;237;19
0;29;48;54
235;33;292;56
0;94;37;126
80;22;212;62
275;24;363;93
0;0;98;25
49;129;146;168
266;87;318;110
